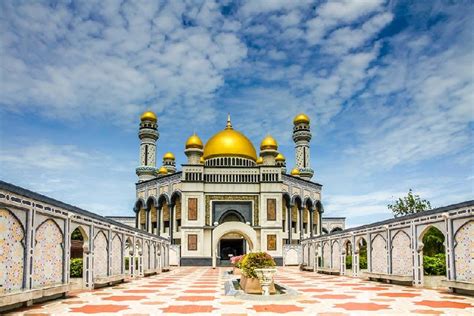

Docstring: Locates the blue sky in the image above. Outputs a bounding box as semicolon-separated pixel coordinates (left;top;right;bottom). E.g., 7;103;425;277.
1;0;473;227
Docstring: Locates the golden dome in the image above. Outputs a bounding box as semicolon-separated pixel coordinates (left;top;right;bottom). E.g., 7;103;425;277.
203;115;257;161
290;167;300;176
260;135;278;150
275;153;286;162
185;133;203;149
141;111;157;122
293;113;310;125
163;152;175;160
256;157;263;165
200;156;204;164
157;166;168;175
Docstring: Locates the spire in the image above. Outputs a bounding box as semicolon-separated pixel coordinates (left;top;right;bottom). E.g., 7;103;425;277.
225;113;233;129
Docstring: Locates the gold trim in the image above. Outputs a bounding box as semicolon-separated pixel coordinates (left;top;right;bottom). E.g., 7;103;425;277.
205;195;259;226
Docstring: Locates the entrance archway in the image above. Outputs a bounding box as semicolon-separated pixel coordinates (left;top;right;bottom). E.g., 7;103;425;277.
212;222;259;268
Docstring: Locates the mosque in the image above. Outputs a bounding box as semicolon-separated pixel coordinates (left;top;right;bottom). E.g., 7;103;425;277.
128;111;334;266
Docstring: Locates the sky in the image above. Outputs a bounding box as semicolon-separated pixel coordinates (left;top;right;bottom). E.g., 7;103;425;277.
0;0;473;227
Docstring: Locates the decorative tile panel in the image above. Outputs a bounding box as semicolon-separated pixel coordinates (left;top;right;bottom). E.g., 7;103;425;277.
391;231;412;276
111;234;122;275
323;242;330;268
332;241;340;270
454;221;473;282
267;199;276;221
33;219;63;288
0;209;25;293
371;234;387;274
93;231;108;278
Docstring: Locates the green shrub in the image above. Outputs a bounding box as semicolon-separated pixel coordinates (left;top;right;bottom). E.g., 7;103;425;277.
423;254;446;276
346;255;352;269
359;255;367;269
240;252;276;278
70;258;83;277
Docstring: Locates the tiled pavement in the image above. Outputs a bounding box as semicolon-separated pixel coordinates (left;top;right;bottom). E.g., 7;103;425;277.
7;267;474;315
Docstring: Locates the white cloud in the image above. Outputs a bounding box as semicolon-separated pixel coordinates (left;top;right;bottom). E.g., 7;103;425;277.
0;1;247;126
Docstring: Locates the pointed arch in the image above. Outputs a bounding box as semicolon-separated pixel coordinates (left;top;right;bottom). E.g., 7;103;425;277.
391;230;412;276
111;233;122;275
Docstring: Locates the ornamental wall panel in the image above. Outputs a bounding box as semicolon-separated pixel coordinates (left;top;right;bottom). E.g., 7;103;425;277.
267;234;277;251
188;234;197;251
111;234;122;275
188;198;197;221
33;219;63;288
0;209;25;293
267;198;276;221
391;231;412;276
454;221;473;282
371;234;387;274
93;231;108;278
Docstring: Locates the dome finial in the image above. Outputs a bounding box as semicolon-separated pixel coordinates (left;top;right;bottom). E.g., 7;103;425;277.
226;113;233;130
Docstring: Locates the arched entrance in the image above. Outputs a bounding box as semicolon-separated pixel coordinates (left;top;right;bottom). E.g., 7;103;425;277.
212;222;259;268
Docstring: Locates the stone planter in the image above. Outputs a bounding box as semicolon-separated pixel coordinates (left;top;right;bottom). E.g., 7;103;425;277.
239;275;276;294
233;267;242;276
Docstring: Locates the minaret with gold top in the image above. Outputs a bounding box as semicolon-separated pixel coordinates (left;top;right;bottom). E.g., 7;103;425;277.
292;113;314;180
136;111;159;182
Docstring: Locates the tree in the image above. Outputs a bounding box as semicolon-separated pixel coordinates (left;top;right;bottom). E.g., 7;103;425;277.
388;189;431;218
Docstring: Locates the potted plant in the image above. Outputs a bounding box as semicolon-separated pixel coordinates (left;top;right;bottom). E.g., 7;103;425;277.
239;252;277;294
231;255;244;276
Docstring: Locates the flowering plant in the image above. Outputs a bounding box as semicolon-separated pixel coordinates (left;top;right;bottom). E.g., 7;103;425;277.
240;252;276;278
231;255;244;268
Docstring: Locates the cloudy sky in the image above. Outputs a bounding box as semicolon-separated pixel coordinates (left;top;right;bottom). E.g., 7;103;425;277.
1;0;472;227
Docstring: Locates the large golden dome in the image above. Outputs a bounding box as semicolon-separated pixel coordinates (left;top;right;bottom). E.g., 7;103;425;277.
203;115;257;161
293;113;310;124
141;111;157;122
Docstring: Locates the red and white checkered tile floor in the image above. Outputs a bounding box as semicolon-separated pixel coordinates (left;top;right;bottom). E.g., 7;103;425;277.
7;267;474;315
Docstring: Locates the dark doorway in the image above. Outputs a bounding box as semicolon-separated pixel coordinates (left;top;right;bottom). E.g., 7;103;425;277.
219;239;244;266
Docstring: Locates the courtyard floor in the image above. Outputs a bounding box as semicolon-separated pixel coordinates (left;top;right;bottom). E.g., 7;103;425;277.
7;267;474;315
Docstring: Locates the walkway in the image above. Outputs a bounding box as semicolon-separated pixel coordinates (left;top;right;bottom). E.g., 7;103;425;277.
7;267;474;315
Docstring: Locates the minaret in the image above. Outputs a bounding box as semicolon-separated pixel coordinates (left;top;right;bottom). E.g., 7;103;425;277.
136;111;159;182
292;113;314;180
162;152;176;173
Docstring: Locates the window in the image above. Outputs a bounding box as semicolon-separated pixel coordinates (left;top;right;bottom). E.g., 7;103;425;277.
267;198;276;221
188;198;198;221
188;234;198;251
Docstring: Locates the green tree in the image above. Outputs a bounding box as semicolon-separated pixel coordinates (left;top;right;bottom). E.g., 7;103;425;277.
388;189;431;218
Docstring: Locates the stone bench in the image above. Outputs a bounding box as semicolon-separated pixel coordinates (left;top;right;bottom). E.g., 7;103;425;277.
442;280;474;295
300;265;314;272
364;272;412;285
317;267;340;275
93;275;125;288
0;284;69;311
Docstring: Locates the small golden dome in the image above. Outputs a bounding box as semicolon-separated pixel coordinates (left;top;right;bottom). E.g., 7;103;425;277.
141;111;157;122
260;135;278;151
200;156;204;164
203;116;257;161
163;152;175;160
158;166;168;175
275;153;286;162
256;157;263;165
290;167;300;176
293;113;310;125
185;133;204;149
